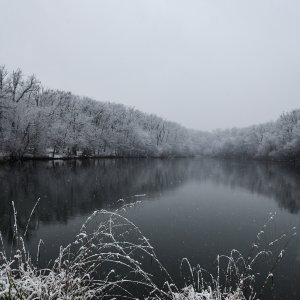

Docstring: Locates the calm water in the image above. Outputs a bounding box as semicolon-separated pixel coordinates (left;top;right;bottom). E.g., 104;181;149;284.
1;158;300;299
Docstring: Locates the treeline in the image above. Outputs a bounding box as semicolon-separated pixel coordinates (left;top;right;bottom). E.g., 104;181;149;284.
0;66;197;159
195;110;300;161
1;65;300;161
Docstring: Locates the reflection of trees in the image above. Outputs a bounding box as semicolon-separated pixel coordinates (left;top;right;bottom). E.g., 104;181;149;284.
0;159;190;239
195;160;300;214
0;159;300;241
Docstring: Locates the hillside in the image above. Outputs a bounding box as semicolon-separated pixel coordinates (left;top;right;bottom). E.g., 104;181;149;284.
1;65;299;161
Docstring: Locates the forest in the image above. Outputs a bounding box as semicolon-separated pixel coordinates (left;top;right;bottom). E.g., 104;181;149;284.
0;65;300;161
195;111;300;161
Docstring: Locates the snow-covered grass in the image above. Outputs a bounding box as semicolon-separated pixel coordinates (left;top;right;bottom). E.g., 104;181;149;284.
0;204;296;299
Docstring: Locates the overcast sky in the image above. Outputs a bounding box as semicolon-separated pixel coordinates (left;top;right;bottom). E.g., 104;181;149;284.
1;0;300;131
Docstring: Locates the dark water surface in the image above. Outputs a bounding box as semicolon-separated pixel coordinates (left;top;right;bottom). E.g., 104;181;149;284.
1;158;300;299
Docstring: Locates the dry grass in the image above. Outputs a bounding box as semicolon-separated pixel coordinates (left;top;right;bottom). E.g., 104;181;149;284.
0;203;296;299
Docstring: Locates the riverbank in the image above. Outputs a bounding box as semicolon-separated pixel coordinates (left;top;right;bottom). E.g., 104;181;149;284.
0;153;195;162
1;153;300;166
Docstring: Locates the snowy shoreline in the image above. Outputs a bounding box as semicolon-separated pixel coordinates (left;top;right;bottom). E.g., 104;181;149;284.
1;154;299;164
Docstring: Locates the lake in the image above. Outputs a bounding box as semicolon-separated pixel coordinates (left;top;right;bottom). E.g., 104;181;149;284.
0;158;300;299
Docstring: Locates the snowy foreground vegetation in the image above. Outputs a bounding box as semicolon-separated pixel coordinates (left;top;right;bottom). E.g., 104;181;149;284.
0;65;300;160
0;203;295;299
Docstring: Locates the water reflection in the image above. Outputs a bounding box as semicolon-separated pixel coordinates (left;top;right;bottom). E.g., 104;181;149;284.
0;158;300;242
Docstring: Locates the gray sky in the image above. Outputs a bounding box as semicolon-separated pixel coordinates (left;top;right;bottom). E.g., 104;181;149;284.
1;0;300;131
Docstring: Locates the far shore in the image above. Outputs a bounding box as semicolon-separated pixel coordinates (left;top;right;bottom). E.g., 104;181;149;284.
1;154;300;165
